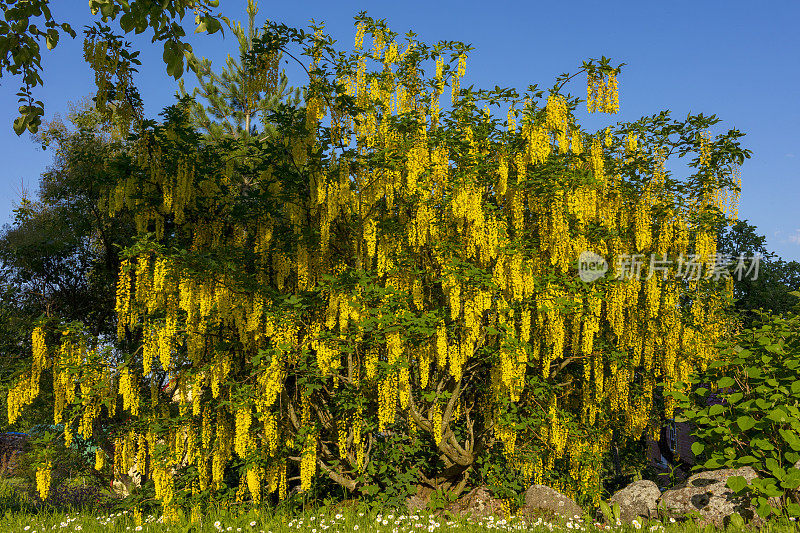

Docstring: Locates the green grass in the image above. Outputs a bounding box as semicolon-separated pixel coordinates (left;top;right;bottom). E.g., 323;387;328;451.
1;507;800;533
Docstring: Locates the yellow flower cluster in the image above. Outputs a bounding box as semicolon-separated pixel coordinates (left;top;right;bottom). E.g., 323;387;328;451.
545;94;569;152
234;407;252;458
494;420;517;458
119;367;139;416
587;71;619;114
432;401;443;446
300;432;317;492
378;373;398;432
153;463;178;523
35;461;52;500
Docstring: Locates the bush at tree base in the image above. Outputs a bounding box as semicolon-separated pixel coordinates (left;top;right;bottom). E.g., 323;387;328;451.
5;13;749;517
672;295;800;519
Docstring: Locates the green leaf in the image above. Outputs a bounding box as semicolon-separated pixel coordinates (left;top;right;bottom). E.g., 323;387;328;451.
780;470;800;490
13;115;27;135
727;475;748;493
709;404;725;416
746;366;762;379
691;442;705;456
728;513;745;529
753;438;775;451
736;415;756;431
204;16;222;34
792;381;800;394
779;429;800;451
717;376;735;388
765;458;785;480
45;28;58;50
598;499;618;523
611;502;621;522
728;392;743;404
768;407;789;423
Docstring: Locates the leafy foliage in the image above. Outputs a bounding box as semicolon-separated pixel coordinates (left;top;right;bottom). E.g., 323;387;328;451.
0;0;224;134
673;296;800;518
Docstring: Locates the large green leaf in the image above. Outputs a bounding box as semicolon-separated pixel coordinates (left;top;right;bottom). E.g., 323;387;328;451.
691;442;705;456
726;475;748;493
767;407;789;423
780;429;800;451
736;415;756;431
780;470;800;490
709;404;725;416
717;376;735;388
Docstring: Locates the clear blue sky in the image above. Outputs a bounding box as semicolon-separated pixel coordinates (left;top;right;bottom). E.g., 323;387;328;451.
2;0;798;260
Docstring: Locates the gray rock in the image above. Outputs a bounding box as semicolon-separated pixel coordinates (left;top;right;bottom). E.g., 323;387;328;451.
658;467;758;527
519;484;584;520
111;464;142;497
608;479;661;522
445;487;505;518
406;485;433;512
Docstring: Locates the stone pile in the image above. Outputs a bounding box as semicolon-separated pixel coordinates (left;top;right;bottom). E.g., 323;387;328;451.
417;467;776;528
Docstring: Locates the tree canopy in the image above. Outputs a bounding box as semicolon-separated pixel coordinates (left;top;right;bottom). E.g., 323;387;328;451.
0;0;224;135
2;11;753;517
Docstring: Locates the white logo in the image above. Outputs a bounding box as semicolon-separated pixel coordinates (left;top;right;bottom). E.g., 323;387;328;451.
578;251;608;283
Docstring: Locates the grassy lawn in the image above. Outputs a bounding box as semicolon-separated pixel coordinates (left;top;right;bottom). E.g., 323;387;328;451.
1;508;800;533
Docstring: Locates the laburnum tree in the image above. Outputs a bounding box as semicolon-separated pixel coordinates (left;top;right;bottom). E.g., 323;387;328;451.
5;14;750;516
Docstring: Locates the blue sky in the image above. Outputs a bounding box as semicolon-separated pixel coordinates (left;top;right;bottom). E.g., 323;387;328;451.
1;0;798;260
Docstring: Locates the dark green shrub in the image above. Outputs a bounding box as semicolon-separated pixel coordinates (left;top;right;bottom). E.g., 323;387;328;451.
671;294;800;519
